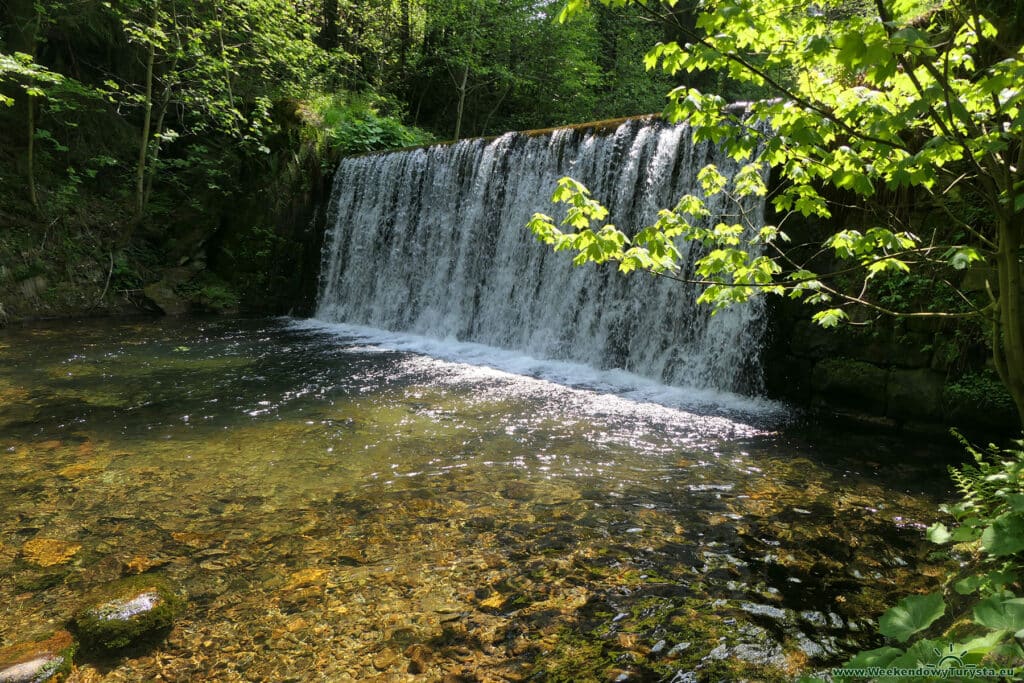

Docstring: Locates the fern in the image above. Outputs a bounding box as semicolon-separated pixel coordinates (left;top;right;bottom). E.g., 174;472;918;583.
947;433;1024;520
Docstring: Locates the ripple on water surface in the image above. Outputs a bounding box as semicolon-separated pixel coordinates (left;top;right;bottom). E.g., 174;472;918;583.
0;317;953;681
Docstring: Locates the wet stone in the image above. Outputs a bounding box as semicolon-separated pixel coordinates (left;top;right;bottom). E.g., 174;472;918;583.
372;647;398;671
20;539;81;568
705;638;787;669
500;482;533;501
0;630;75;683
13;569;69;593
72;576;183;652
404;643;433;675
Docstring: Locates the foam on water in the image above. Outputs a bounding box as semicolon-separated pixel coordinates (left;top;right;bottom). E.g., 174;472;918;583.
290;318;789;429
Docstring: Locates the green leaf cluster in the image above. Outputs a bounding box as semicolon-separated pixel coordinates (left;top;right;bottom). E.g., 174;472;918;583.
816;440;1024;681
533;0;1024;426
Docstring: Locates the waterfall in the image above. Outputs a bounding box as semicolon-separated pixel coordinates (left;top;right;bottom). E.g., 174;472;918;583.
314;117;767;394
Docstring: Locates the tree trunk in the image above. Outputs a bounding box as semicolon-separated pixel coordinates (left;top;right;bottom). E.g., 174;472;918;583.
143;86;172;209
399;0;411;73
27;89;39;215
993;214;1024;429
215;0;234;109
24;9;40;215
481;84;509;137
319;0;340;49
453;65;468;141
135;35;156;221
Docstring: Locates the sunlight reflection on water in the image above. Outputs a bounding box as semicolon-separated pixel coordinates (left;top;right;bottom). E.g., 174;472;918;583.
0;317;955;682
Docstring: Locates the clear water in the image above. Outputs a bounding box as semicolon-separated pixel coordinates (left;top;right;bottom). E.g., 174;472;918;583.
0;317;952;681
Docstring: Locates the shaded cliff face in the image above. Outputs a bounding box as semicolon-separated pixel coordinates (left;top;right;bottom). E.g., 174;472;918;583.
314;118;768;394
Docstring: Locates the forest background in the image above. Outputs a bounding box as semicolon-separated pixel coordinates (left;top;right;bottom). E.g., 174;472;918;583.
1;0;1020;430
0;0;690;319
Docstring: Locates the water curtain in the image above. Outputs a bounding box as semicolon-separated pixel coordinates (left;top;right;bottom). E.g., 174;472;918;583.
315;118;767;393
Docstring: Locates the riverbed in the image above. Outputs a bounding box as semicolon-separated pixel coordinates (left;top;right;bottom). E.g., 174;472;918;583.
0;316;953;681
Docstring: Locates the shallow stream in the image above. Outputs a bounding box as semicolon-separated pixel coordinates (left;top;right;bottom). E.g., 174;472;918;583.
0;317;954;681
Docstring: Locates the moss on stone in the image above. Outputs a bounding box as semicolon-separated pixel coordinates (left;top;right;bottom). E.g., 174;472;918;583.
349;114;660;156
13;568;70;592
811;357;888;414
72;575;184;652
0;630;76;683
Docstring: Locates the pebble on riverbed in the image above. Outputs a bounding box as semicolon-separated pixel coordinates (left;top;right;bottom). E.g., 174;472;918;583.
71;575;183;652
0;630;75;683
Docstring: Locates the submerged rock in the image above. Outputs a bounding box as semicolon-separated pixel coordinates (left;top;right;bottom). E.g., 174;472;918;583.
21;539;81;568
13;568;70;593
72;576;183;651
405;644;433;675
0;630;75;683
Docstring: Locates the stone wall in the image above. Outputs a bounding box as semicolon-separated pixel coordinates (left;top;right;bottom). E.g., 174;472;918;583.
762;297;1017;436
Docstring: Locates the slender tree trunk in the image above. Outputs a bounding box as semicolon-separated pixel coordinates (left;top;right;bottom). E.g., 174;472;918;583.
27;86;40;216
25;11;41;215
399;0;411;73
993;214;1024;428
319;0;340;49
143;86;172;209
135;32;156;221
481;84;509;137
215;0;235;109
453;65;468;141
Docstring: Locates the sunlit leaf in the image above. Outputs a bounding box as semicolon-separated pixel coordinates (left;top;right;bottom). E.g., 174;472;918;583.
878;592;945;643
974;595;1024;631
981;514;1024;556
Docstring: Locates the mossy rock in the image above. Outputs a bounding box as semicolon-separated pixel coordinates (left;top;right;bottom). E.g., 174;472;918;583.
72;575;184;652
13;568;71;593
943;371;1017;433
0;630;76;683
811;358;888;414
887;368;945;421
141;281;189;316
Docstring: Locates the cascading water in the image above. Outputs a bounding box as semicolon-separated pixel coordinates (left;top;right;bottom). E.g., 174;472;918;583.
314;117;767;394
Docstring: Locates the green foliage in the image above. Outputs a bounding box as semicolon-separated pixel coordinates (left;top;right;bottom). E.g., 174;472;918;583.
174;276;239;312
110;254;142;291
304;93;433;156
195;283;239;312
874;271;964;314
533;0;1024;425
0;50;89;106
824;440;1024;680
877;592;946;643
945;371;1016;416
406;0;673;137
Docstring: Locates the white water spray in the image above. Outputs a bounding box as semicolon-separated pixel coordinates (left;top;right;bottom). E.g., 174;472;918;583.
315;118;767;393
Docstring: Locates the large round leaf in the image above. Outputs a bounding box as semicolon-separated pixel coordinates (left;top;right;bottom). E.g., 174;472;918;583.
878;592;946;643
973;595;1024;632
981;514;1024;556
